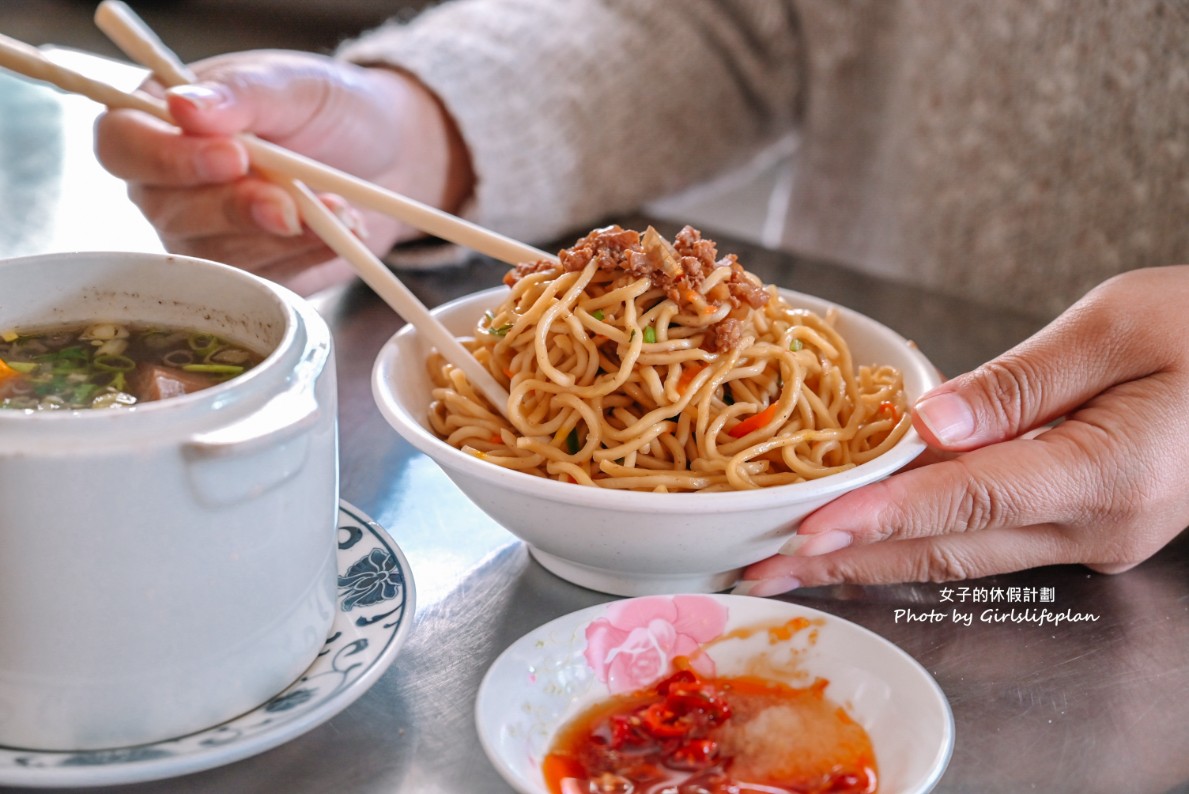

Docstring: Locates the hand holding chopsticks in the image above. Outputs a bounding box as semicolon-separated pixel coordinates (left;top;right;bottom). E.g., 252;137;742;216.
0;6;534;416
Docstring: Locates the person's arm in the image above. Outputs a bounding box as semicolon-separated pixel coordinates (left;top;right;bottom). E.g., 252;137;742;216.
338;0;803;248
94;0;802;293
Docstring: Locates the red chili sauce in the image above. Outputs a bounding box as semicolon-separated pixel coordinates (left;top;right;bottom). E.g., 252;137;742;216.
543;668;877;794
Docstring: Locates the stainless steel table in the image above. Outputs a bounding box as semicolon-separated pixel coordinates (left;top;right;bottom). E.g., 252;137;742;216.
1;64;1186;794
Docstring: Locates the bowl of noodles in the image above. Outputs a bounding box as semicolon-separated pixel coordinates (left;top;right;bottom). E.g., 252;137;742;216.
373;226;940;596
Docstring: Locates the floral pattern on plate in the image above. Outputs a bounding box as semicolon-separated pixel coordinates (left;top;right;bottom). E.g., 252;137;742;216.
0;501;416;789
583;595;728;693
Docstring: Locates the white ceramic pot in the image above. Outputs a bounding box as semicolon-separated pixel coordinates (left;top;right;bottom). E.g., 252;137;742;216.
0;251;339;751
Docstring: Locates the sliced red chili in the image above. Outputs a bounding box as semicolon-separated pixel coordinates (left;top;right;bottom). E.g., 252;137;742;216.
653;670;698;696
637;702;689;738
669;738;719;770
608;714;643;749
666;688;732;724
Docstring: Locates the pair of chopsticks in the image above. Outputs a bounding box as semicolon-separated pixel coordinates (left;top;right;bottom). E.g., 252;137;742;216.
0;1;553;416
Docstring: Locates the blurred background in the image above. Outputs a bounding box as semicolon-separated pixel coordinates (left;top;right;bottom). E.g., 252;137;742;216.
2;0;418;61
0;0;782;248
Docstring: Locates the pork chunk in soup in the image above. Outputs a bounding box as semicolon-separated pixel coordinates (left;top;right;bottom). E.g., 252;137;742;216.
0;322;265;410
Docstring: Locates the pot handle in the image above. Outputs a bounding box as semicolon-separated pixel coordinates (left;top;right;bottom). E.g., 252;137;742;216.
182;346;329;505
184;389;319;458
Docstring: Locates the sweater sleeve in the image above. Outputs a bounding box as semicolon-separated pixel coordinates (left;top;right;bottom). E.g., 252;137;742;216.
338;0;803;250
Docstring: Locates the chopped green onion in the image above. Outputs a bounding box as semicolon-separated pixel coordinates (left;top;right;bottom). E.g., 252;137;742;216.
484;311;513;336
93;354;135;372
6;361;37;374
182;364;245;376
39;346;87;363
188;333;219;354
565;428;580;454
163;349;195;367
72;383;100;403
790;339;803;352
591;309;605;321
643;326;657;344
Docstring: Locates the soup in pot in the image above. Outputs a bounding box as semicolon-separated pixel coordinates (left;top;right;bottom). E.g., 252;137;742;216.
0;322;265;410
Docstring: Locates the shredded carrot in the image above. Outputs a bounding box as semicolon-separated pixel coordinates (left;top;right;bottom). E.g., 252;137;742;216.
0;358;18;382
503;367;515;379
489;433;503;444
677;364;706;394
728;401;781;438
877;401;900;422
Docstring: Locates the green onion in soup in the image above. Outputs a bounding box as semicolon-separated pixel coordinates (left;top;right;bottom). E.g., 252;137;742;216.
0;322;265;411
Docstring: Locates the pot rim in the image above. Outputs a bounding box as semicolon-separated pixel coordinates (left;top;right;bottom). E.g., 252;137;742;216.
0;251;327;433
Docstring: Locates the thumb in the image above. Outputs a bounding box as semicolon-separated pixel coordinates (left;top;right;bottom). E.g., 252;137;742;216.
161;56;410;179
164;59;337;142
911;298;1143;451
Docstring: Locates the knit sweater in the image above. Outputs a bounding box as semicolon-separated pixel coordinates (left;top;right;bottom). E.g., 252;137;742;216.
340;0;1189;319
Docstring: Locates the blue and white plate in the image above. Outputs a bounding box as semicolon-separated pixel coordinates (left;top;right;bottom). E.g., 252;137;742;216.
0;501;416;789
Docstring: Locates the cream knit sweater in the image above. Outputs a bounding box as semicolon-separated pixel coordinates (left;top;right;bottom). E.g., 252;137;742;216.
341;0;1188;318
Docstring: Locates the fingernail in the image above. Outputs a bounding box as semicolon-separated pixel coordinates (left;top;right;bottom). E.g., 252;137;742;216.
727;577;803;594
795;529;853;557
169;83;231;113
732;576;802;598
915;392;975;446
196;140;248;182
324;195;368;238
251;195;303;237
777;534;807;555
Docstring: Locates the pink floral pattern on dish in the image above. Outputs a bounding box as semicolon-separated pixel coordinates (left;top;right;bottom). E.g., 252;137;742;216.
583;595;729;694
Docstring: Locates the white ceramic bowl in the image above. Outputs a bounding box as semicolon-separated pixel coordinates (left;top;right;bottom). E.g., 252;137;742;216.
0;251;339;751
373;286;939;596
476;594;954;794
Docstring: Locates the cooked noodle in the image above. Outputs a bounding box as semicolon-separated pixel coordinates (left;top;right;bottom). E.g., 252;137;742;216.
427;225;909;492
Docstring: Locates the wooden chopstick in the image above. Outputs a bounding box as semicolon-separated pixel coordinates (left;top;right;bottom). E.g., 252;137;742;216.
0;18;515;416
0;29;553;268
0;33;166;117
91;1;513;416
94;1;193;88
